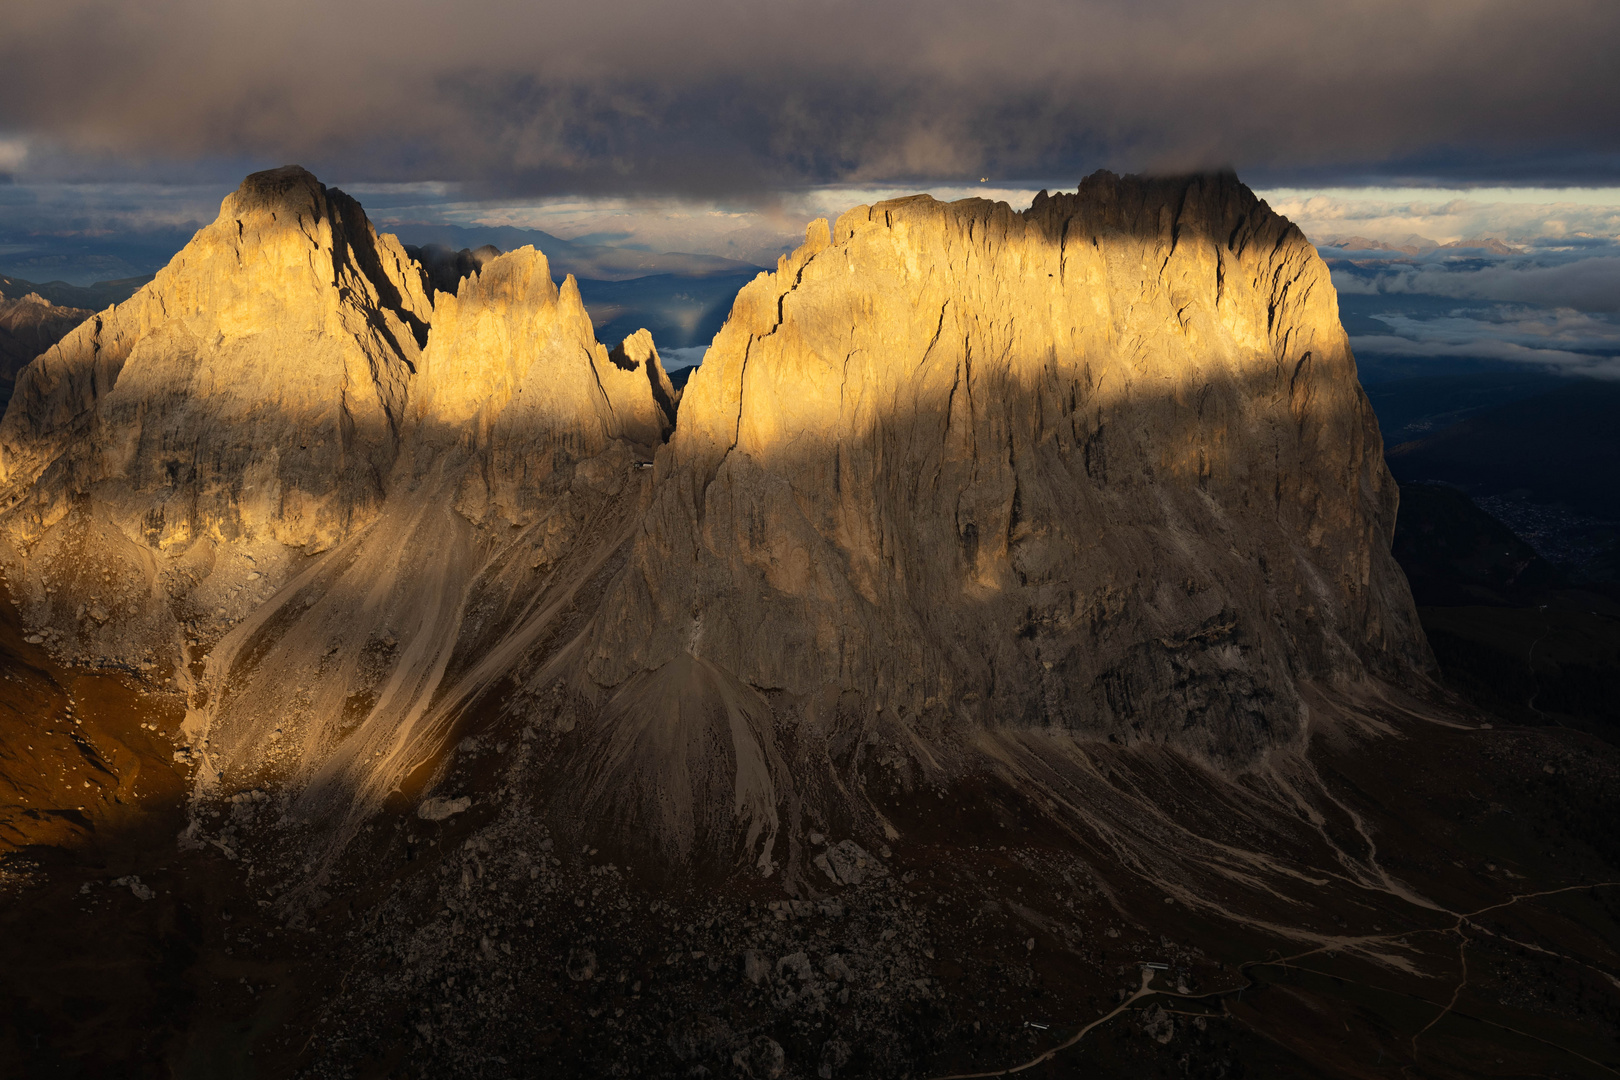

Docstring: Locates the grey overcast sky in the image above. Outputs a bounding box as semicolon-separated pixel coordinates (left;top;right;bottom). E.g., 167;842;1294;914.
2;0;1618;194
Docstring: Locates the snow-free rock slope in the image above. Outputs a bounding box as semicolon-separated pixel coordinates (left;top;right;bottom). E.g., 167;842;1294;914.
0;165;677;829
0;167;1428;876
591;172;1428;779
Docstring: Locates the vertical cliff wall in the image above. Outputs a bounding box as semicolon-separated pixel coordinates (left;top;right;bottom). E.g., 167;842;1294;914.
0;167;677;830
194;245;675;822
583;172;1429;819
0;165;434;666
0;167;1428;877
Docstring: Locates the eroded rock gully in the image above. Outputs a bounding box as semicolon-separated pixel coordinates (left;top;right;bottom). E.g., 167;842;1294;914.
0;165;677;839
4;167;1610;1080
578;172;1431;872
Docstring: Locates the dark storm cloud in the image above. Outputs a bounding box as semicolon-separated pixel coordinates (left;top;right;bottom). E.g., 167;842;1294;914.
2;0;1618;193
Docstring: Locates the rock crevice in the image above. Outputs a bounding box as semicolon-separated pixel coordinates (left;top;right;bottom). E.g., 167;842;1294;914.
0;167;1427;877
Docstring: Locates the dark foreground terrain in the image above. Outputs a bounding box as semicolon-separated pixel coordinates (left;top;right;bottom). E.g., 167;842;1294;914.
1376;368;1620;757
2;570;1617;1079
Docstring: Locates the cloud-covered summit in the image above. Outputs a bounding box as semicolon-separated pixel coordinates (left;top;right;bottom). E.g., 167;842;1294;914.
3;0;1619;194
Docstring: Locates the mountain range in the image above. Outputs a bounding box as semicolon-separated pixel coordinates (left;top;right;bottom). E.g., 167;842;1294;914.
0;166;1615;1079
1322;235;1524;256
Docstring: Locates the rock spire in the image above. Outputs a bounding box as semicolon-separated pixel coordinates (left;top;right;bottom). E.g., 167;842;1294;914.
0;167;1426;877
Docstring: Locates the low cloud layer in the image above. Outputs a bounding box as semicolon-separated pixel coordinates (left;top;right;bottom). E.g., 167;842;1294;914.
1269;187;1620;249
1257;186;1620;380
3;0;1619;194
1354;308;1620;380
356;182;1046;267
1335;256;1620;313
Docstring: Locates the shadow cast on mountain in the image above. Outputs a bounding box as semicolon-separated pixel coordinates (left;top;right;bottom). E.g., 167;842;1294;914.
2;182;1439;895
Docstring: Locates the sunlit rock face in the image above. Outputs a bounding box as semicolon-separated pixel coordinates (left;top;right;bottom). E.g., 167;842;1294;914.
195;245;675;823
0;168;676;826
0;166;432;538
411;253;676;523
0;165;434;666
0;166;1426;878
587;171;1430;806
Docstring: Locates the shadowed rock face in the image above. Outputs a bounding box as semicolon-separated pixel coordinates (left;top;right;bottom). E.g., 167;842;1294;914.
0;165;439;673
0;167;1425;878
586;172;1430;832
0;167;676;828
405;243;503;298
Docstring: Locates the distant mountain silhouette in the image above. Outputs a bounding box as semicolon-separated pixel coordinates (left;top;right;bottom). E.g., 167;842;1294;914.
0;272;152;310
0;275;115;408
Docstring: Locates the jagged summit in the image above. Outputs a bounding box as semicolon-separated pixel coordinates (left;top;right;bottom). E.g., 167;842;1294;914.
0;167;1426;882
586;171;1429;841
0;165;442;685
227;163;325;213
0;168;675;761
0;163;431;504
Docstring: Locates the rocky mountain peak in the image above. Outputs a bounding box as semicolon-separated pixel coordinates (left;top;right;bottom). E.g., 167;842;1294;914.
0;170;1609;1080
0;167;671;702
0;167;1426;881
583;171;1429;860
226;163;325;214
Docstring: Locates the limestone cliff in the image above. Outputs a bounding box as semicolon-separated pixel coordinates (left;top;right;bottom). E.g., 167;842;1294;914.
192;245;675;821
580;171;1429;860
0;167;1426;881
0;165;436;667
0;169;677;828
